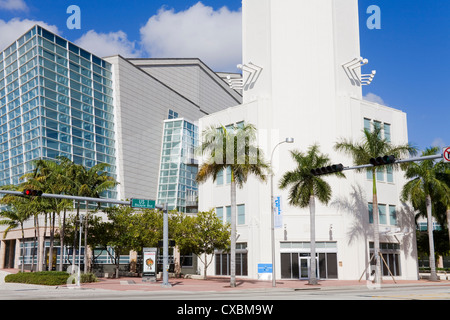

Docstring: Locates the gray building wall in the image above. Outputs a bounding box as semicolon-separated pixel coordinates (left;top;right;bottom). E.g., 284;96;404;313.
104;56;241;201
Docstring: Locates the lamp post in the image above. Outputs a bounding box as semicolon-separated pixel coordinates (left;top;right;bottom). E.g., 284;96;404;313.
270;137;294;287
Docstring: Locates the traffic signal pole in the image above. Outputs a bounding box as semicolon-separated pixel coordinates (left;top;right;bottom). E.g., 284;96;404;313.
341;153;443;172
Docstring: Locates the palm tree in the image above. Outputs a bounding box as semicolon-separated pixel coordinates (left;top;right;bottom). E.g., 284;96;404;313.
334;126;415;284
435;161;450;249
279;144;345;284
0;194;34;272
401;147;449;281
71;162;118;273
196;123;269;287
23;158;73;271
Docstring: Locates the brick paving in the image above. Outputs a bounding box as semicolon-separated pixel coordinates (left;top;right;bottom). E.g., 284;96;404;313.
2;268;449;293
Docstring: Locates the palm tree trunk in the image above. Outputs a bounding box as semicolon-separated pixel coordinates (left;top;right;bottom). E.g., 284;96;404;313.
426;195;438;281
72;201;80;274
230;174;237;288
59;210;66;271
48;211;55;271
308;195;318;285
372;170;382;284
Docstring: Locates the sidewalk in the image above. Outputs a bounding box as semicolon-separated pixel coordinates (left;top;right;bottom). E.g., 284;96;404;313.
2;269;450;293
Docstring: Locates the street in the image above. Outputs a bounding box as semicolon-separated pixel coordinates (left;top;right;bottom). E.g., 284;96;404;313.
0;282;449;300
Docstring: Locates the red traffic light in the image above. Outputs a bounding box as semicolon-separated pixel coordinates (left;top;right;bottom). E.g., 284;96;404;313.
23;189;43;197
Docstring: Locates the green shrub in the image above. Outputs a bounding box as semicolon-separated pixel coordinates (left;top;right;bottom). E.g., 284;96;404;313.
5;271;70;286
4;271;98;286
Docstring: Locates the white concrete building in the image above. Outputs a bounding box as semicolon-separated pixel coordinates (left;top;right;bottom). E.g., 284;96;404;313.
198;0;418;281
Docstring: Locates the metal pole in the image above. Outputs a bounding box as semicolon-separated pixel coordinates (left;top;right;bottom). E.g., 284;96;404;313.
161;202;172;288
77;213;83;287
269;138;294;287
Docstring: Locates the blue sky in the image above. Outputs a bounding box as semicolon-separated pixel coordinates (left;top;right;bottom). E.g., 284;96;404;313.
0;0;448;152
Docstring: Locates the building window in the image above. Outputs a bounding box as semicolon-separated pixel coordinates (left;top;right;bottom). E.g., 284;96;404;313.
378;204;387;224
181;254;193;267
364;118;393;183
369;242;401;276
237;204;245;225
369;203;398;226
168;109;178;119
384;123;391;142
216;207;223;222
216;169;223;185
226;206;231;224
389;205;397;226
226;167;232;184
280;242;338;279
215;243;248;276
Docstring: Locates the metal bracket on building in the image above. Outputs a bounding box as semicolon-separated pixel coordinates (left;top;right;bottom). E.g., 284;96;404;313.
342;57;376;86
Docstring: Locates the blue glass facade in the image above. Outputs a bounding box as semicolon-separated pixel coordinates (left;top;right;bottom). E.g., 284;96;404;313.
157;118;198;213
0;26;116;198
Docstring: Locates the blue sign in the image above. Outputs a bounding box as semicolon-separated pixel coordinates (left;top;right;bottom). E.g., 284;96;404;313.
258;263;273;273
274;196;282;229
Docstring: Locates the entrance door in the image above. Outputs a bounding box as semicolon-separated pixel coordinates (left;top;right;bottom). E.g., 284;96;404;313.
299;254;319;280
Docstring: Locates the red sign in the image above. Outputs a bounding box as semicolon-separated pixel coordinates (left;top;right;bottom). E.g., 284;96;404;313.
444;147;450;163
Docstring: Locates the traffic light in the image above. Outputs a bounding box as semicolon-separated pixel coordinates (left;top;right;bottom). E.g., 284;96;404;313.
22;189;43;197
310;164;344;176
369;155;396;166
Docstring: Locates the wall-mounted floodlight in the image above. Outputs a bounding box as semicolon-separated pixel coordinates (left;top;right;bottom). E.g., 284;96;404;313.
342;57;376;86
236;62;263;90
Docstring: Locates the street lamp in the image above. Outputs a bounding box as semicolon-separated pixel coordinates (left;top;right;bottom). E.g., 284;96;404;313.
270;137;294;287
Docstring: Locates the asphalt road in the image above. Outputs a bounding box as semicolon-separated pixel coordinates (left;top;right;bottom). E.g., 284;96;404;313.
0;282;449;300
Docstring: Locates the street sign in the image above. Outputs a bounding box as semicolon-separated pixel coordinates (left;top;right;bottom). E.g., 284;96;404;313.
131;198;156;209
444;147;450;163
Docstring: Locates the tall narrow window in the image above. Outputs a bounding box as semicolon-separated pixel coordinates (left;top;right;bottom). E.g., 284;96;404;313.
226;206;231;224
368;203;373;224
216;169;223;185
226;166;232;184
364;118;371;132
216;207;223;223
378;204;387;224
386;166;393;183
384;123;391;142
237;204;245;225
389;205;397;226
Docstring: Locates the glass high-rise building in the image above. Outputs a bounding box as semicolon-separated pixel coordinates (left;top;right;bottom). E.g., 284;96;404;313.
0;26;116;198
157;118;199;213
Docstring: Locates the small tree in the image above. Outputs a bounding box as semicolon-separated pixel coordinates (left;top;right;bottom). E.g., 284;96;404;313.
192;210;230;279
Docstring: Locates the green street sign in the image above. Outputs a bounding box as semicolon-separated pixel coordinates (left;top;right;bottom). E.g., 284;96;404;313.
131;198;156;209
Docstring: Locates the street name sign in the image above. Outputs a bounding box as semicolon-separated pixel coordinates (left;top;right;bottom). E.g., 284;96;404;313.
131;198;156;209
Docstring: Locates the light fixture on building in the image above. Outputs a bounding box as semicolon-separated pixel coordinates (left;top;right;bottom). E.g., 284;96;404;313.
230;62;263;90
342;57;376;86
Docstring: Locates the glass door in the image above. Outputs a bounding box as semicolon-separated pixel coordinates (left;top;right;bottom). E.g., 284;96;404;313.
299;254;319;280
299;257;309;279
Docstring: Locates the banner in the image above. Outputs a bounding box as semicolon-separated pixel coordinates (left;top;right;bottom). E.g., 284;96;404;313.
274;196;282;229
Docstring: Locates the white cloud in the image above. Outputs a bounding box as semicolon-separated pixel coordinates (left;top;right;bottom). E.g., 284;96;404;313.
0;0;28;11
74;30;142;58
363;92;386;106
431;137;446;149
139;2;242;71
0;18;60;52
